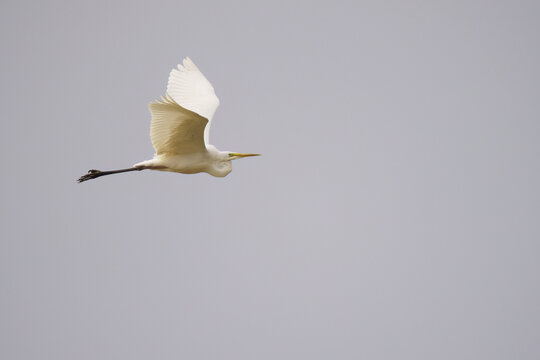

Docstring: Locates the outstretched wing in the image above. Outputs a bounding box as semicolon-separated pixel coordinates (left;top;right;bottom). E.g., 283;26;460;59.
166;57;220;145
149;95;208;156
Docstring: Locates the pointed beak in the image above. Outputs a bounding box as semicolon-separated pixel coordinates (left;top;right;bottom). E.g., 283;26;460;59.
230;153;261;159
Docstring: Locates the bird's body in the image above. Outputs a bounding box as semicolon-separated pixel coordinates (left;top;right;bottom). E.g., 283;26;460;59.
134;145;233;177
78;57;259;183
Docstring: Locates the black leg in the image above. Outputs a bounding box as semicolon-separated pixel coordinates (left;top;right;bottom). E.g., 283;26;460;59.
77;167;144;183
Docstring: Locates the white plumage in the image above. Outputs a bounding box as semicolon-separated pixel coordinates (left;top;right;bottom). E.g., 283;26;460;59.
166;57;220;144
77;57;259;183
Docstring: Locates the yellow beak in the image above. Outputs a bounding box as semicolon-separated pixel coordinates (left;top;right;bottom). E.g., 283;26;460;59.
230;153;261;158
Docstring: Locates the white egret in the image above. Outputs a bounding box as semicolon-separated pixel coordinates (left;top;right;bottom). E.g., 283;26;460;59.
78;57;259;183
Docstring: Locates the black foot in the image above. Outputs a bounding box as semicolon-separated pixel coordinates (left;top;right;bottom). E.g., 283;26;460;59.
77;169;102;183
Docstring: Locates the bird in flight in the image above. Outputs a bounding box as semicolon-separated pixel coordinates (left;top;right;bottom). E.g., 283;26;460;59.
78;57;259;183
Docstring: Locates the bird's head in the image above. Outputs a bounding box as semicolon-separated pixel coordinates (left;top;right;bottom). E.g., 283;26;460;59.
206;149;260;177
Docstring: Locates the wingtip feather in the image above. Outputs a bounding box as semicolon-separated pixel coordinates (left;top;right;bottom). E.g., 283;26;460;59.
182;57;198;70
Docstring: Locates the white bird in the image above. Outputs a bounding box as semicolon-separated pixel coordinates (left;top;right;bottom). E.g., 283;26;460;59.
78;57;259;183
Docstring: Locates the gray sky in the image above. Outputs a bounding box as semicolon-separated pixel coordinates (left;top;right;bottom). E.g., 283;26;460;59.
1;0;539;359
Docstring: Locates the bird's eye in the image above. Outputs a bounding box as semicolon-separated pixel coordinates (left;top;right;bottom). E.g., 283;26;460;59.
228;153;234;157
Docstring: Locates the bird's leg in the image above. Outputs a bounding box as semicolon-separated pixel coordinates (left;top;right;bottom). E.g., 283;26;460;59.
77;167;144;183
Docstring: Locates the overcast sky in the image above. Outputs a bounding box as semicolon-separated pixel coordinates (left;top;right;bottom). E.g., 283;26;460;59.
1;1;539;359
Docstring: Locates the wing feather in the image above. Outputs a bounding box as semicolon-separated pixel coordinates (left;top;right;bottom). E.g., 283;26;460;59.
166;57;220;144
149;95;208;156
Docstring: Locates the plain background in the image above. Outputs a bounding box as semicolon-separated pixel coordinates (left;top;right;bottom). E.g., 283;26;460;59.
1;1;539;359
